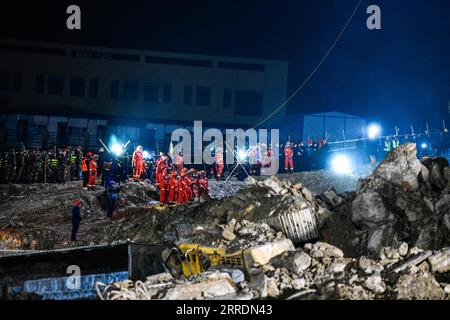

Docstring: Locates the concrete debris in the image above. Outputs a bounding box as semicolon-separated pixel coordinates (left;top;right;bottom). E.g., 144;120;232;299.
1;143;450;300
97;271;238;300
322;143;450;256
427;248;450;273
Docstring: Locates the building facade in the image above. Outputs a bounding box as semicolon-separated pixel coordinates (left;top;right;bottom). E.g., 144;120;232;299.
0;39;288;151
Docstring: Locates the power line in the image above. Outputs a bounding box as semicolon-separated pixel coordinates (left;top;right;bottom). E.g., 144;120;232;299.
250;0;364;130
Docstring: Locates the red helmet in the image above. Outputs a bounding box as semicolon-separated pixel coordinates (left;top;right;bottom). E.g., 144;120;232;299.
87;152;92;157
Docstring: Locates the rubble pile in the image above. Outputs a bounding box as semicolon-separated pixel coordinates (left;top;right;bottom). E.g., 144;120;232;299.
322;143;450;256
96;271;246;300
98;240;450;300
0;180;158;250
254;164;372;195
208;180;247;199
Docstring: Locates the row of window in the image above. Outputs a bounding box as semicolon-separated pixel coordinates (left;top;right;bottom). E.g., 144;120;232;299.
34;74;99;98
0;71;23;93
0;71;264;116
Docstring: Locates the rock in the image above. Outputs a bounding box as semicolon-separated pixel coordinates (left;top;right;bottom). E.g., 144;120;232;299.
351;190;389;228
291;278;306;290
394;272;445;300
444;285;450;294
398;242;409;257
367;225;394;254
405;209;418;222
249;273;269;298
429;159;449;191
146;273;174;284
310;242;344;259
435;195;450;216
244;239;295;266
266;278;280;298
428;248;450;273
391;250;433;273
364;274;386;294
163;272;236;300
419;165;430;183
334;284;372;300
327;263;347;274
222;228;236;241
372;143;422;191
444;213;450;231
270;250;311;274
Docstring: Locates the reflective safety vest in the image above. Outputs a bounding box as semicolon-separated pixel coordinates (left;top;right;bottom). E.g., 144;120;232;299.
384;141;391;152
70;155;77;165
81;158;89;172
50;158;58;168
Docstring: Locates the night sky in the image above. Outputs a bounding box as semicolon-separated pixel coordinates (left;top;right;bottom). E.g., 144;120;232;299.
0;0;449;133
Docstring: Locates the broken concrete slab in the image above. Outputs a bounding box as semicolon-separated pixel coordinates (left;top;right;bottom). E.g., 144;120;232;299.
243;239;295;266
428;248;450;273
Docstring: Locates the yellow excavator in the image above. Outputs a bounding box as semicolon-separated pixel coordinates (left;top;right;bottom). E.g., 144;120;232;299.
162;243;249;278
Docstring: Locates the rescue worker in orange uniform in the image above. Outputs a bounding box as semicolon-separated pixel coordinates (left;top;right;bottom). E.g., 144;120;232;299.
132;145;145;181
156;155;168;186
168;171;178;204
187;168;196;201
81;152;91;189
284;142;294;173
177;170;186;205
87;154;98;191
175;151;184;172
196;170;209;197
215;148;224;181
159;171;169;204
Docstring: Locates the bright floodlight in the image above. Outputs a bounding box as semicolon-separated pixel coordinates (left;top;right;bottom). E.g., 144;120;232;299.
421;143;427;149
331;154;352;174
111;143;123;156
143;150;150;159
367;124;381;139
238;149;247;161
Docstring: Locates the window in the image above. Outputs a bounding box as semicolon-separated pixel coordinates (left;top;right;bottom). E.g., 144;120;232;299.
223;88;232;108
196;86;211;106
13;72;22;92
35;74;44;94
89;78;98;98
0;71;9;92
110;80;119;99
184;85;193;105
123;81;138;101
48;75;64;95
144;82;158;102
234;90;263;116
70;77;85;97
16;120;28;142
162;84;172;103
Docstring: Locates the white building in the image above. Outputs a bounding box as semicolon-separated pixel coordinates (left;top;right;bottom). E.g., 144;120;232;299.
0;39;288;150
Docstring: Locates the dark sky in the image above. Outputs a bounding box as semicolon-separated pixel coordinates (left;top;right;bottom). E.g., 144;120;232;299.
1;0;449;131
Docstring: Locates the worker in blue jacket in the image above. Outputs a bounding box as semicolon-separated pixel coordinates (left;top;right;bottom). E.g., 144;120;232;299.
71;199;81;242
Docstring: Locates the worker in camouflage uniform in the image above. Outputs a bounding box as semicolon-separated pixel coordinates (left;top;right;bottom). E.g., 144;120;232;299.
14;150;25;183
0;152;6;183
75;146;83;181
49;151;59;183
6;150;16;183
30;150;42;183
64;148;72;182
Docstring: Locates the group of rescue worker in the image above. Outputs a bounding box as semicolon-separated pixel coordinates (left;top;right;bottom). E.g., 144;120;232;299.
131;145;210;205
0;146;84;184
281;138;330;173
